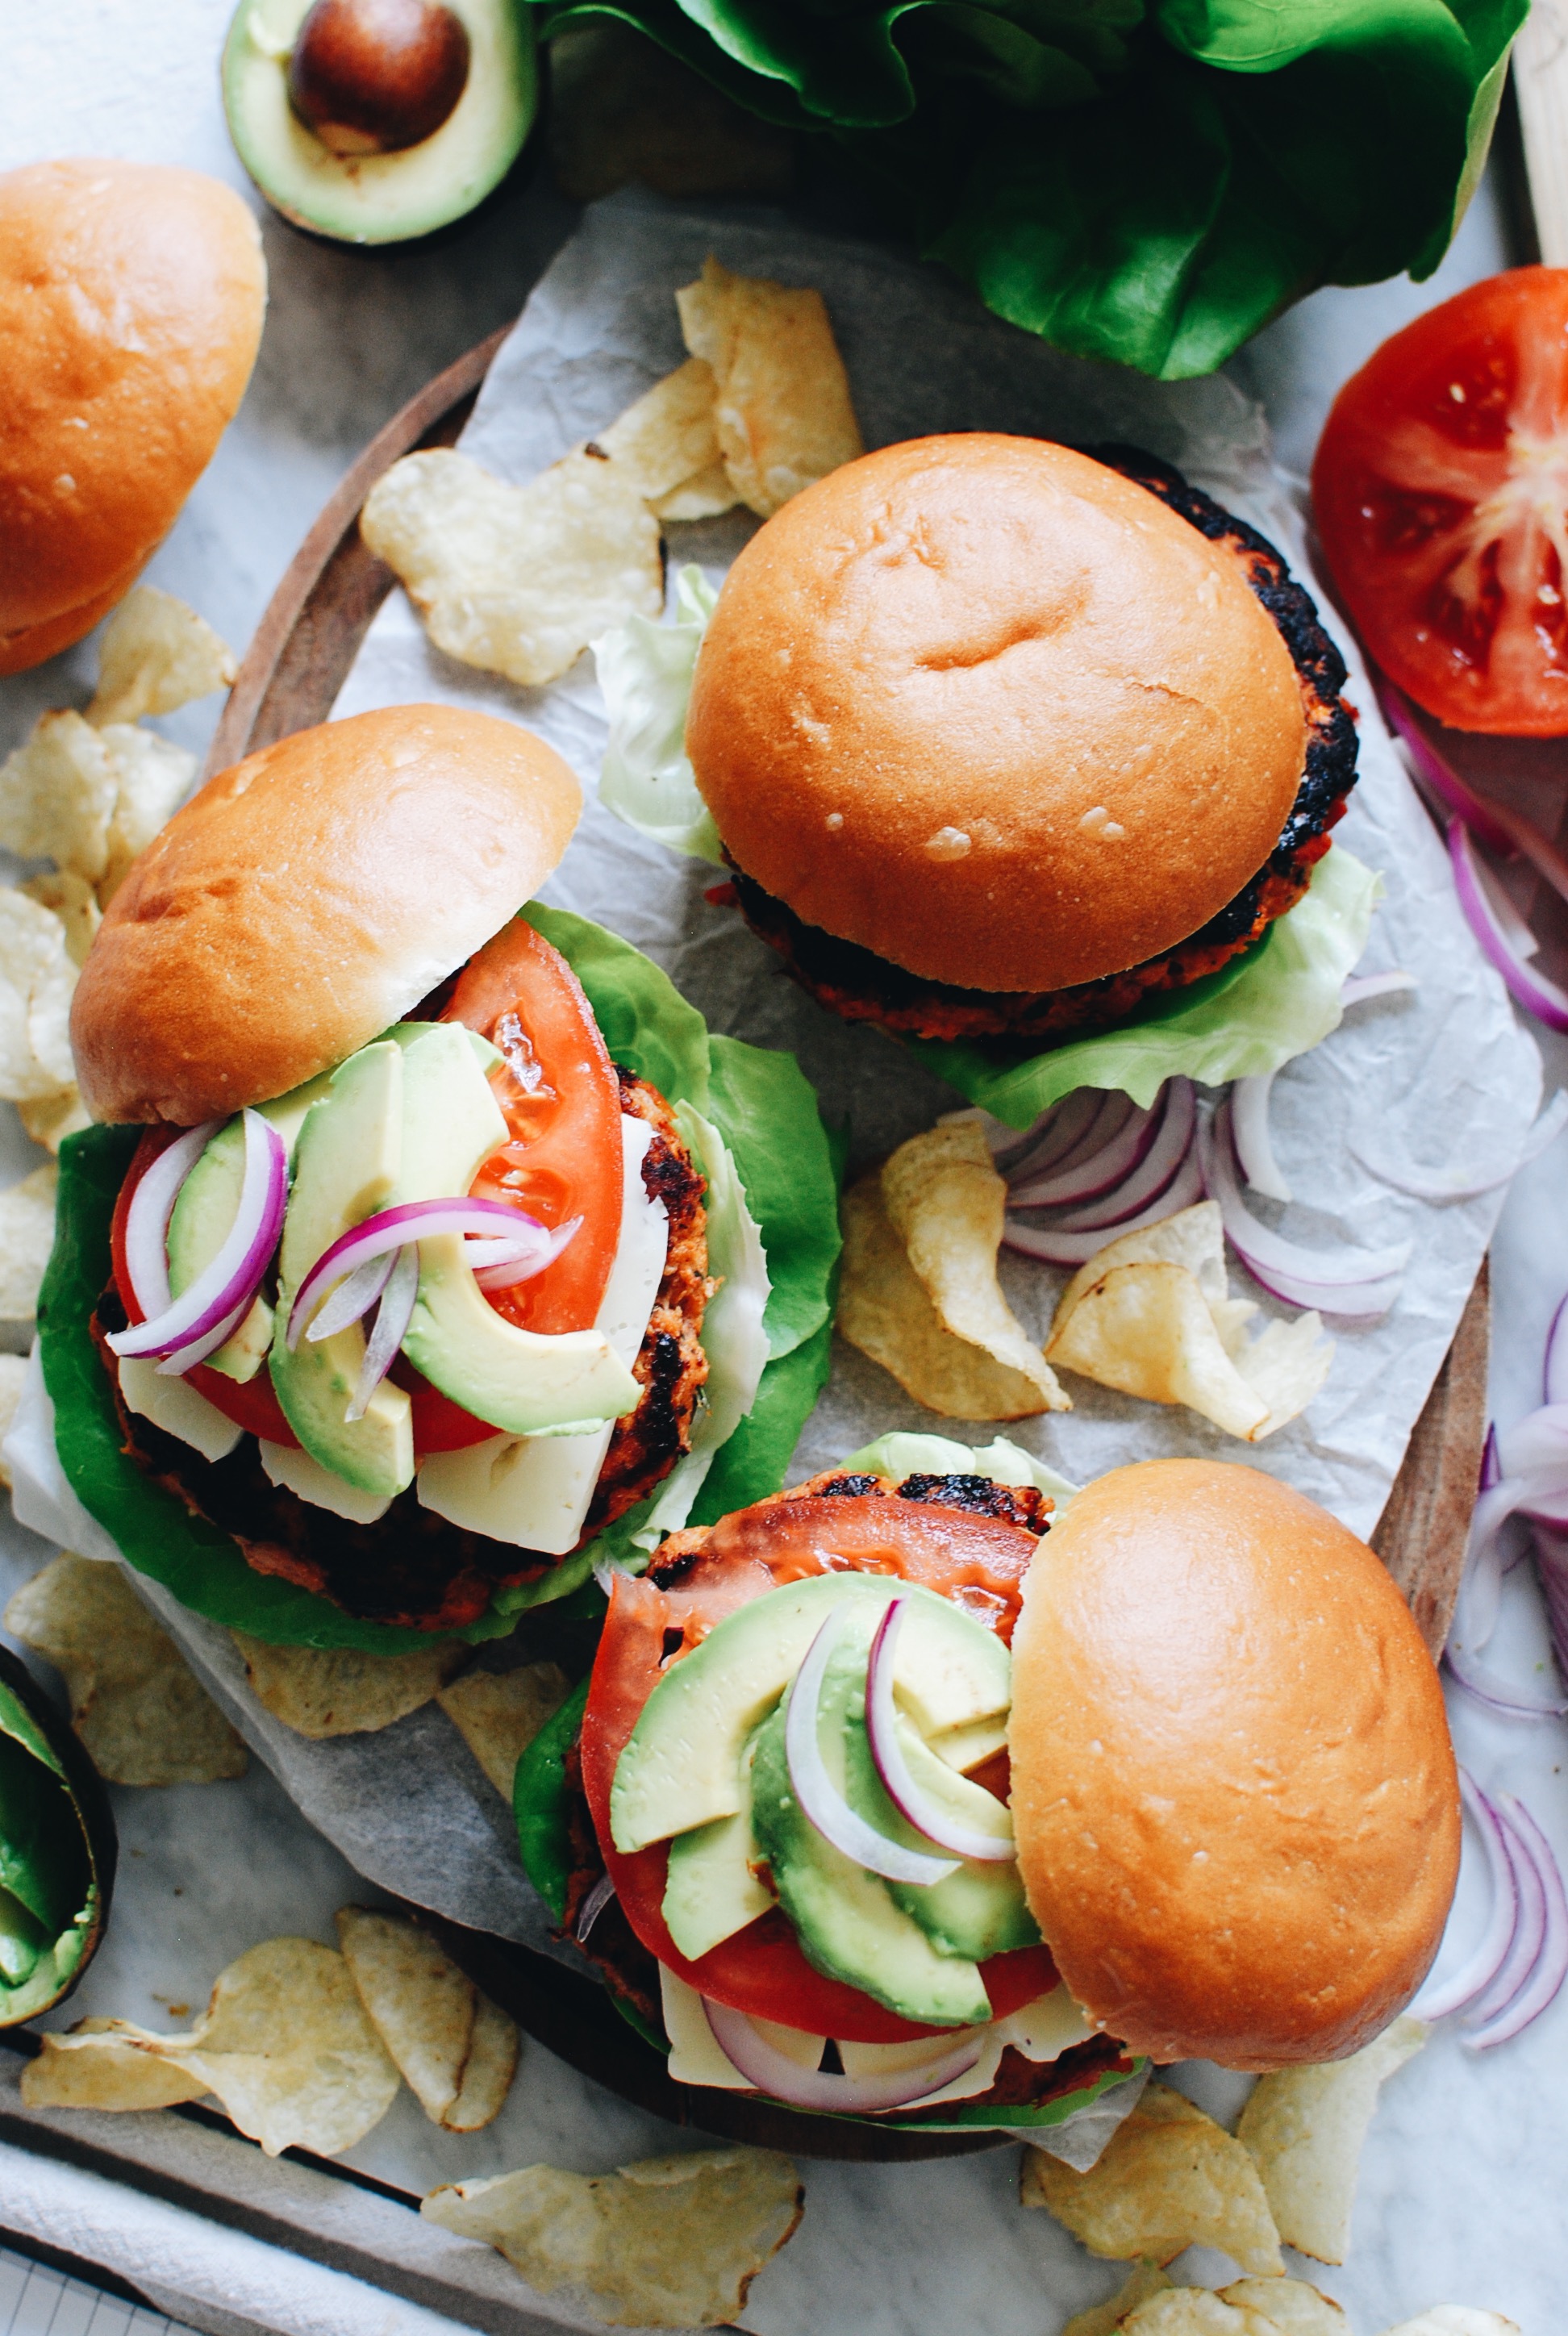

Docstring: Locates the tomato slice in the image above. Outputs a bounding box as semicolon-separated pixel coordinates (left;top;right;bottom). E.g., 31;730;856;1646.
443;918;623;1336
1313;268;1568;736
579;1501;1060;2046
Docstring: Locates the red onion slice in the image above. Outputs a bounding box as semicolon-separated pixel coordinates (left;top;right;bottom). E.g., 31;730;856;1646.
119;1122;221;1322
1448;820;1568;1033
1353;1089;1568;1203
288;1196;563;1348
865;1602;1015;1864
575;1871;617;1943
1382;679;1568;910
1007;1092;1156;1211
1464;1800;1547;2029
1200;1099;1412;1288
1463;1794;1568;2050
990;1088;1103;1179
1235;1262;1405;1321
703;1996;984;2112
784;1608;960;1887
1004;1149;1204;1266
1230;1071;1292;1203
1036;1083;1198;1235
473;1214;582;1291
1547;1296;1568;1408
347;1244;419;1422
1340;970;1417;1008
307;1249;397;1345
109;1112;287;1366
1413;1770;1518;2021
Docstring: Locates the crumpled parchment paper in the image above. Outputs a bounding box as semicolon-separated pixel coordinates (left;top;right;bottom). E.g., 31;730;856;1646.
31;190;1541;1945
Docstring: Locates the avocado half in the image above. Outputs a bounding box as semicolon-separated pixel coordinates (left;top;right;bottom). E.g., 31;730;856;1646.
223;0;537;245
0;1641;117;2025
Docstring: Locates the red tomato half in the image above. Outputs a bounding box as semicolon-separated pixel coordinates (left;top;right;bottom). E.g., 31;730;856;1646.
579;1502;1060;2046
108;919;625;1455
1314;268;1568;736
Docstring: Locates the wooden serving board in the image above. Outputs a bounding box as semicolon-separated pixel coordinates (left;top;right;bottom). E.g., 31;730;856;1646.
204;332;1491;2160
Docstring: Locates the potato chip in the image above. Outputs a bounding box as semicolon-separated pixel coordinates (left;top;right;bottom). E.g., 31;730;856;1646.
598;357;728;504
1047;1203;1332;1442
361;444;663;689
232;1631;465;1737
1377;2315;1517;2335
1021;2080;1284;2277
1065;2262;1174;2336
444;1989;521;2133
87;586;236;728
436;1659;570;1799
422;2146;804;2326
22;1938;400;2155
5;1554;248;1785
0;711;117;880
0;1351;28;1487
879;1121;1068;1414
1237;2016;1428;2265
18;1085;91;1154
677;256;863;516
336;1906;518;2131
653;461;740;523
838;1172;1059;1419
0;1164;57;1323
0;889;80;1102
22;870;101;967
94;723;197;903
1124;2284;1345;2336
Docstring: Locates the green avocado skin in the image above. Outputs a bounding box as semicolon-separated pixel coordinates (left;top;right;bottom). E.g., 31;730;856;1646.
0;1645;115;2026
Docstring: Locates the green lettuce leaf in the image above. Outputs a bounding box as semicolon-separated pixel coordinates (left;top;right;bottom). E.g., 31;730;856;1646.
908;843;1381;1127
531;0;1523;377
37;911;840;1652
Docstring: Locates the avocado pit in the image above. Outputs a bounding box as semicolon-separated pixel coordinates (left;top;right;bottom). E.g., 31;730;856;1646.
289;0;470;156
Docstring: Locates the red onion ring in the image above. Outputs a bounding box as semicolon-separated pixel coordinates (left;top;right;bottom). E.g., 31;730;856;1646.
1200;1098;1412;1292
1231;1070;1292;1203
1353;1090;1568;1204
1464;1800;1547;2029
119;1123;220;1323
1032;1082;1198;1236
864;1602;1015;1864
1412;1770;1518;2021
703;1996;984;2112
348;1243;420;1422
1463;1794;1568;2050
109;1112;287;1370
1340;970;1417;1008
1007;1091;1158;1211
1547;1295;1568;1408
1004;1149;1204;1267
1448;820;1568;1033
575;1871;617;1943
784;1607;960;1887
306;1249;397;1345
1381;679;1568;911
288;1196;566;1348
473;1214;582;1291
990;1088;1103;1179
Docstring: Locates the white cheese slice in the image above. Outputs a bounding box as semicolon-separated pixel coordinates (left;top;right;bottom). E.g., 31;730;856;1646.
118;1355;244;1464
416;1115;669;1551
660;1965;826;2089
259;1437;392;1524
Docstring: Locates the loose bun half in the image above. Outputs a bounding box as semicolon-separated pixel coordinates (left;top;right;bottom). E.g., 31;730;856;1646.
1007;1459;1458;2069
0;160;266;673
71;706;582;1125
686;435;1307;995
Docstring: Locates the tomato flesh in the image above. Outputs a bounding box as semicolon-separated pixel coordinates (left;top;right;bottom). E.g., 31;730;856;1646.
1313;267;1568;735
108;918;626;1456
580;1501;1060;2046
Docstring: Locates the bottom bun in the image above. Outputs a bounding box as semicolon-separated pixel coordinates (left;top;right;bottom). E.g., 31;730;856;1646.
0;569;141;677
1008;1459;1459;2069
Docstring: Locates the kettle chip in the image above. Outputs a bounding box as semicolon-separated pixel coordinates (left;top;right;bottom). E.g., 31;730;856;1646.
231;1631;465;1737
336;1905;518;2132
1236;2017;1428;2265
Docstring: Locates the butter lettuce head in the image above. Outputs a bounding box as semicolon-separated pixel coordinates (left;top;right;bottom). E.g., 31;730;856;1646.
37;910;840;1654
597;572;1382;1131
530;0;1520;378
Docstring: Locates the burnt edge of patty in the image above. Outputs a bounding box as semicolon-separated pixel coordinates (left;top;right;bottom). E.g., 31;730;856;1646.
92;1070;711;1634
724;445;1359;1048
646;1466;1053;1588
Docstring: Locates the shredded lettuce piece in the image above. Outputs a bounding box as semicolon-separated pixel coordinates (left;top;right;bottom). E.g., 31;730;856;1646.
594;568;723;864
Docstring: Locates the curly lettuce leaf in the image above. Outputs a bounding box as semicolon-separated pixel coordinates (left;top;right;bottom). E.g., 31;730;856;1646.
38;911;840;1652
532;0;1522;377
910;845;1382;1128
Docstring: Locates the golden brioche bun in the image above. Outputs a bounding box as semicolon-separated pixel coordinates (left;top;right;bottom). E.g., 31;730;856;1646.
71;706;582;1125
1008;1459;1457;2069
686;436;1307;994
0;160;266;673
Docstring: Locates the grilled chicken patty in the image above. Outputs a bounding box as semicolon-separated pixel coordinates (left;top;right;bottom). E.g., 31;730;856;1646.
96;1070;711;1633
724;447;1358;1047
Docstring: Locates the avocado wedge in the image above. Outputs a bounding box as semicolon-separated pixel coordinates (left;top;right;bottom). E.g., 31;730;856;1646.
223;0;537;246
0;1642;116;2025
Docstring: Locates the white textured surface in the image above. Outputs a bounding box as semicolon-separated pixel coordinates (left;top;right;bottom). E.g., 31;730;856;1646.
2;9;1568;2336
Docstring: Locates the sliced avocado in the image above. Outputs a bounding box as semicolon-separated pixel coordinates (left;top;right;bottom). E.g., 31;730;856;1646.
662;1735;774;1961
749;1685;990;2029
269;1041;414;1498
611;1572;1010;1855
223;0;537;248
388;1024;640;1438
167;1071;334;1382
0;1643;115;2025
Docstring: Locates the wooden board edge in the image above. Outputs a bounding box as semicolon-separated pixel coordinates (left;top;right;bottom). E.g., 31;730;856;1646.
1371;1257;1490;1656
